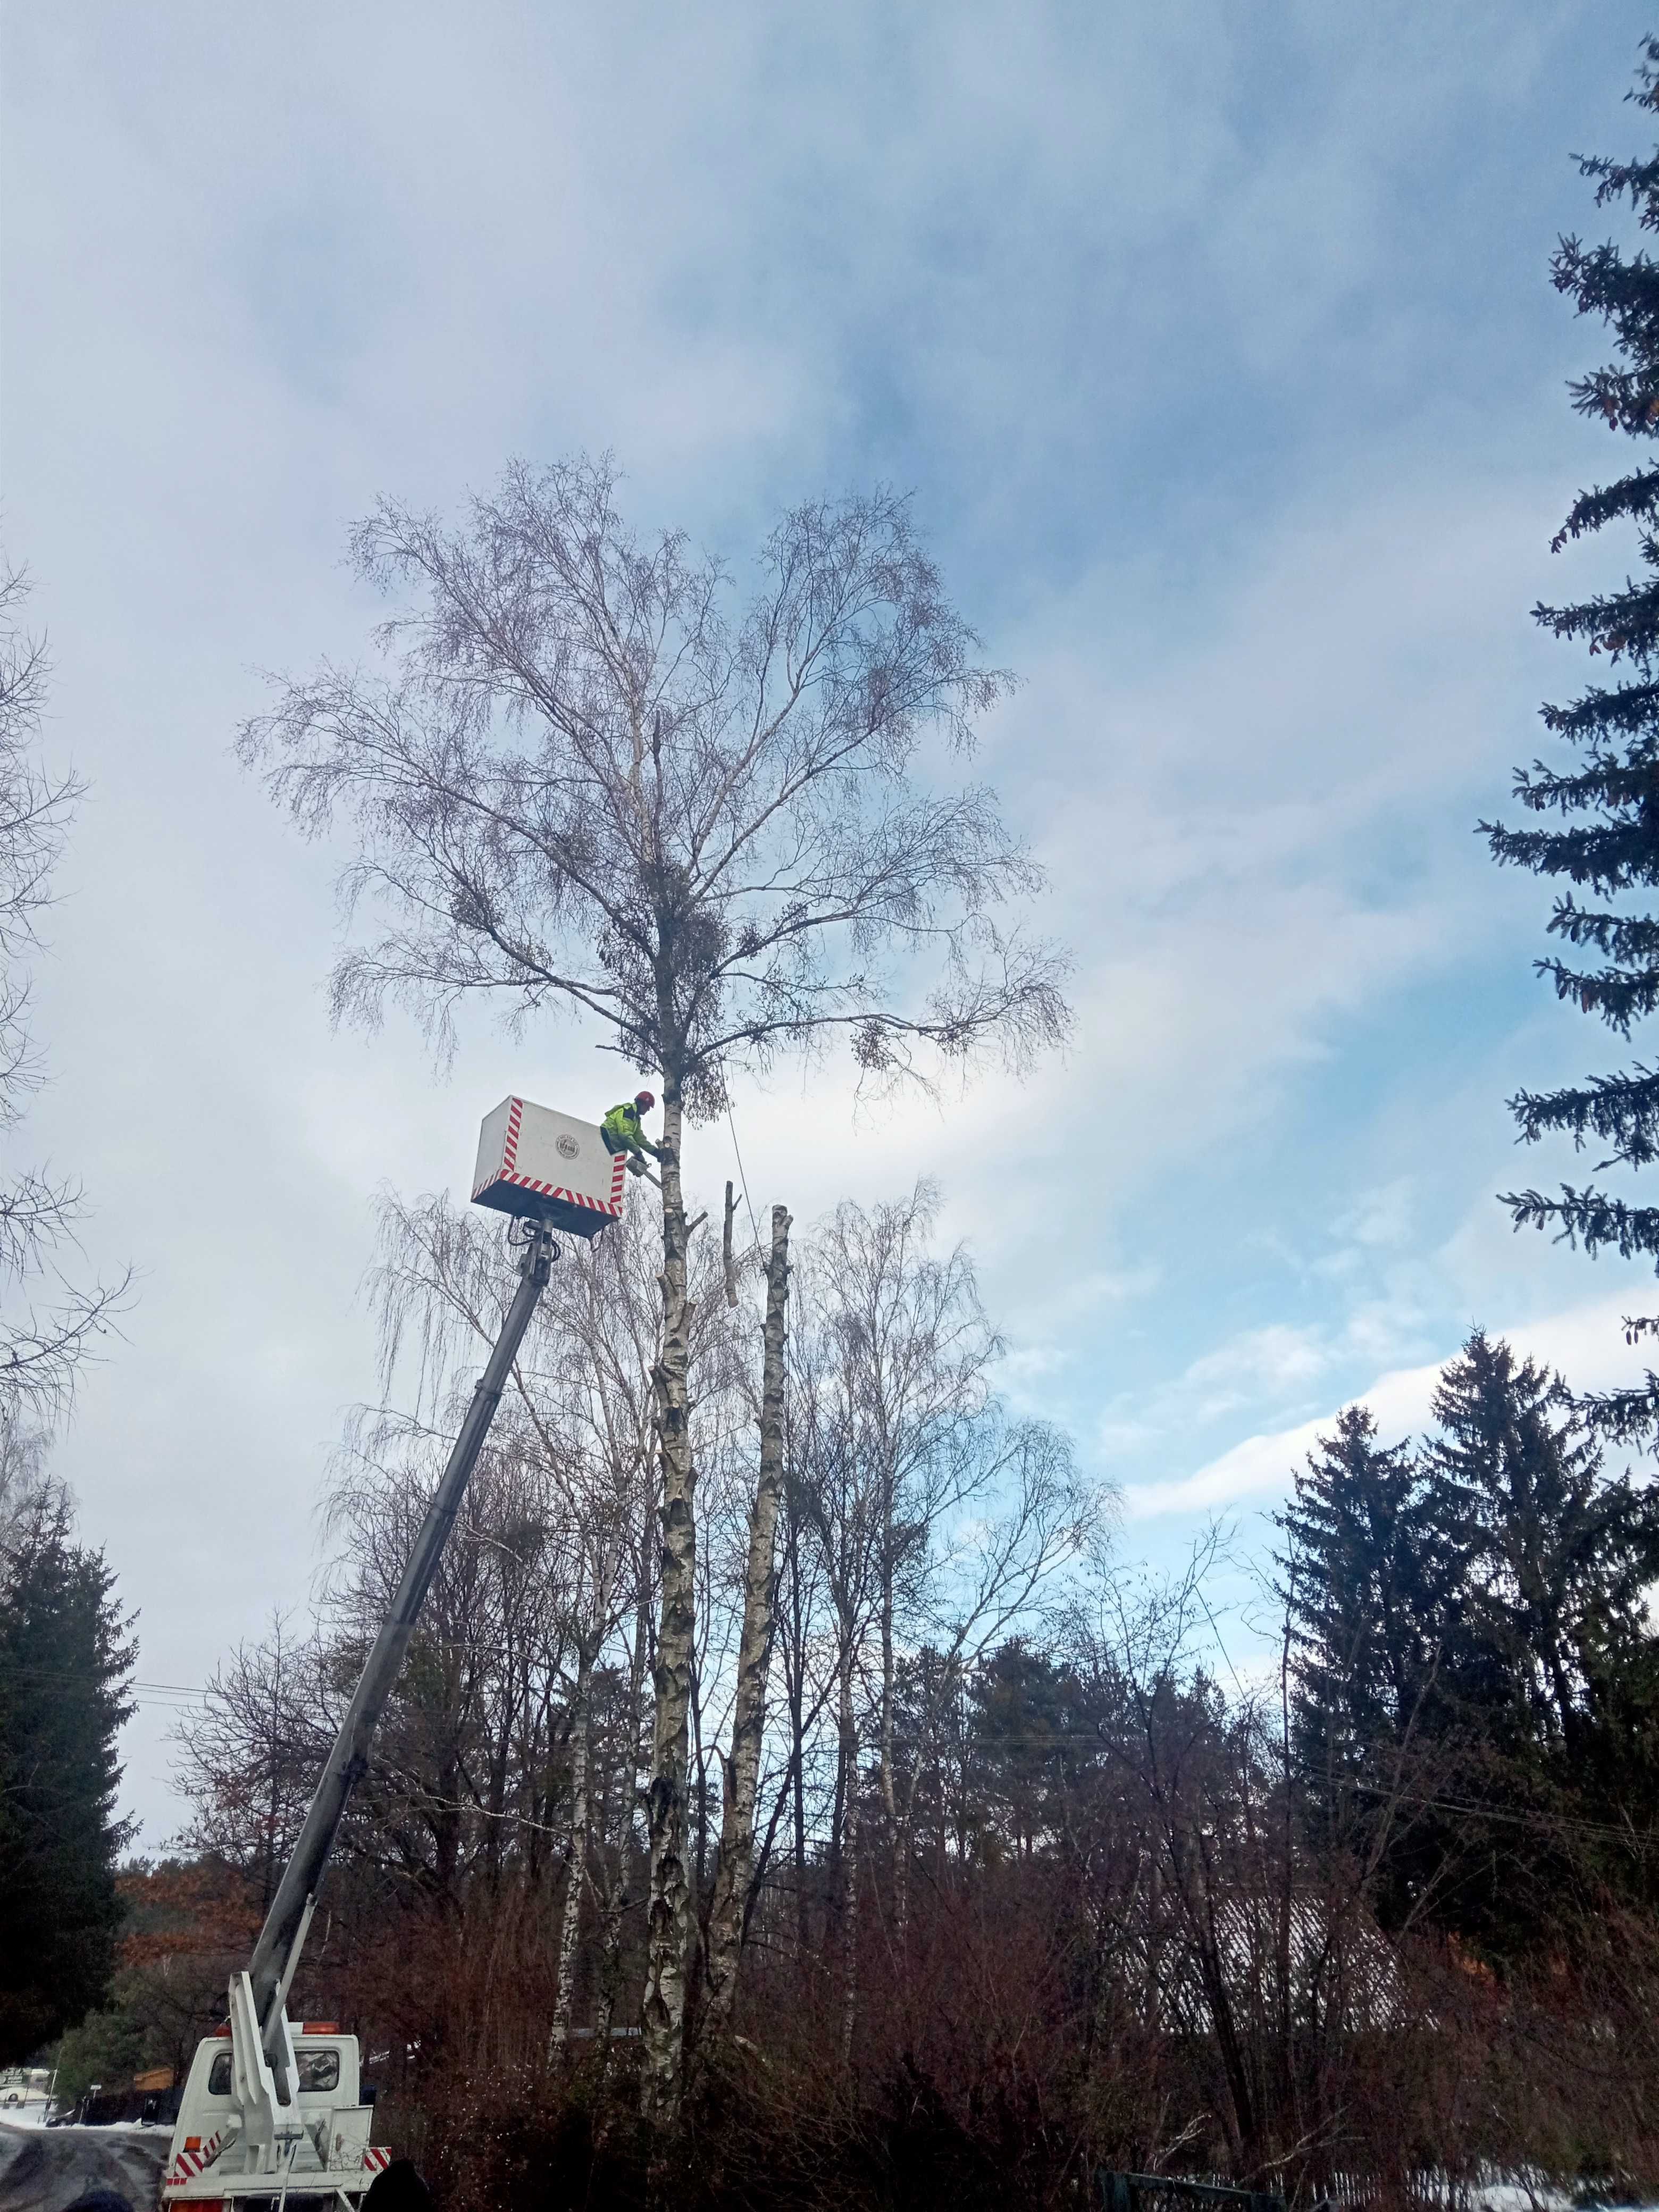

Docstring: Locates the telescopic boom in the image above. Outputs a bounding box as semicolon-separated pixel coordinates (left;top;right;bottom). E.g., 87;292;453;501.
245;1218;557;2076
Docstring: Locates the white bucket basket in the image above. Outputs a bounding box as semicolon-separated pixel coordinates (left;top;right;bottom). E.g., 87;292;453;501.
471;1096;627;1238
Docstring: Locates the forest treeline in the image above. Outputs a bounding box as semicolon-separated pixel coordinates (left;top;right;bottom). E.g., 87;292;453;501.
56;1185;1659;2211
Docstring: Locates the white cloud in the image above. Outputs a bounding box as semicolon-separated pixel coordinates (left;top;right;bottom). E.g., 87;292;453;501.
1328;1179;1418;1256
1123;1286;1646;1520
0;0;1640;1846
1180;1324;1332;1415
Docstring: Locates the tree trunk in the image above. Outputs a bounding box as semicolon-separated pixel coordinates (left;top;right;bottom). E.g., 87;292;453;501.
593;1869;628;2057
894;1762;919;1951
641;1082;696;2130
786;1504;809;1955
879;1578;897;1904
594;1588;651;2116
549;1640;593;2059
837;1639;860;2068
704;1204;791;2028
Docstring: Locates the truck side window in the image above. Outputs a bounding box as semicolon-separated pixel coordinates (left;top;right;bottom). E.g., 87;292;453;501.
207;2054;233;2097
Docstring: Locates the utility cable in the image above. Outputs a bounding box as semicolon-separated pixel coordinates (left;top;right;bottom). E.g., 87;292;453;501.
1195;1589;1249;1703
726;1096;761;1249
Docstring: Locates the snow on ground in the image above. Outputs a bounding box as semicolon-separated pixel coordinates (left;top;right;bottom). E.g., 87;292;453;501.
0;2118;170;2211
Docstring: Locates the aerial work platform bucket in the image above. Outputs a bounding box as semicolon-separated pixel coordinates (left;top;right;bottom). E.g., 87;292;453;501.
471;1096;627;1238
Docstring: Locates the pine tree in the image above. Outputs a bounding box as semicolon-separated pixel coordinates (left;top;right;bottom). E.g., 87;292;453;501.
0;1497;135;2060
1482;39;1659;1438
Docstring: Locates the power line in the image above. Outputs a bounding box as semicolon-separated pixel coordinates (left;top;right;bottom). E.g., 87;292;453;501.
7;1668;207;1693
726;1097;761;1249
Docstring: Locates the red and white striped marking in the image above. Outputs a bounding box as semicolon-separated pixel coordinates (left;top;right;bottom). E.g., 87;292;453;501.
474;1099;626;1218
165;2131;223;2187
165;2132;391;2194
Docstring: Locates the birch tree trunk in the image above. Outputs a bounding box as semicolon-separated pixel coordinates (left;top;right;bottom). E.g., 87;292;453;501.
703;1203;791;2027
594;1590;651;2104
893;1764;916;1951
878;1580;901;1945
641;1082;697;2129
837;1640;860;2069
786;1514;810;1956
548;1640;592;2059
594;1875;627;2051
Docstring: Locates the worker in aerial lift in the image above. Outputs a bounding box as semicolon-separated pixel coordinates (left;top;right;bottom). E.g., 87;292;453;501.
600;1090;666;1175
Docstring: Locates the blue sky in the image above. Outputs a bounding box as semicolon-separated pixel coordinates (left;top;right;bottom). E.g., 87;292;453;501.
5;0;1658;1834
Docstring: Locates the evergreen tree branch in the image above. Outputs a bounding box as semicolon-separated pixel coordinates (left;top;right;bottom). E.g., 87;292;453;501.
1540;678;1659;738
1482;812;1659;897
1508;1065;1659;1162
1534;957;1659;1036
1498;1180;1659;1264
1545;895;1659;961
1552;465;1659;548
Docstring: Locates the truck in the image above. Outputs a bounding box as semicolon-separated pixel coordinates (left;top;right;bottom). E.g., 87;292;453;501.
161;1100;621;2209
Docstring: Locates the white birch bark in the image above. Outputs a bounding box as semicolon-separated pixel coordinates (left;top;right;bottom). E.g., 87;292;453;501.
837;1641;860;2068
640;1085;697;2129
548;1640;592;2059
879;1583;904;1945
594;1588;650;2112
703;1203;791;2026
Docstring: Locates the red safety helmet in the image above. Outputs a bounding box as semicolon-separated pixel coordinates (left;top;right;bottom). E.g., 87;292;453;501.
634;1090;656;1110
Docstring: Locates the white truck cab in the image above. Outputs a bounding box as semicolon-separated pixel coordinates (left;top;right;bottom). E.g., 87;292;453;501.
162;2021;389;2207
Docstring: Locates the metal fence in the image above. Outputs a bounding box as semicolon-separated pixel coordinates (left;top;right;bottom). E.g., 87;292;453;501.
1096;2170;1288;2212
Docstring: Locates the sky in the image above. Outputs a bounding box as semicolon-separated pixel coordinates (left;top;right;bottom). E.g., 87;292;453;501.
4;0;1659;1840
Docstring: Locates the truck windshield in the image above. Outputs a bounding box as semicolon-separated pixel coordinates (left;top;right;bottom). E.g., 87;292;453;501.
206;2048;340;2097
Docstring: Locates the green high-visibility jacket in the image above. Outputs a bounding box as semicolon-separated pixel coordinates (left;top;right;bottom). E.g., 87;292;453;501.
602;1101;658;1158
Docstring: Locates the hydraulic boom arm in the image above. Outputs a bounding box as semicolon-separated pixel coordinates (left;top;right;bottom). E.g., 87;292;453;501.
245;1218;557;2084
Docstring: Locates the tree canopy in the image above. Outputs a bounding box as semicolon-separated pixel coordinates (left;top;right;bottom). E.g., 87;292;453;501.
239;456;1069;1114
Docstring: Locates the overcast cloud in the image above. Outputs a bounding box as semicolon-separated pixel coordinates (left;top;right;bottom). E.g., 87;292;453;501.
3;0;1655;1837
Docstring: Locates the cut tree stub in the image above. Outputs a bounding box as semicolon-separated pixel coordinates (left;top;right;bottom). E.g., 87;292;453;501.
471;1096;627;1238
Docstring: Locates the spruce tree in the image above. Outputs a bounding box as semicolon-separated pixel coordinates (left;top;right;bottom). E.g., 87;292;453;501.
1280;1345;1659;1945
1482;39;1659;1438
1276;1405;1461;1927
1418;1330;1659;1941
1279;1409;1444;1754
0;1497;135;2060
1421;1330;1656;1761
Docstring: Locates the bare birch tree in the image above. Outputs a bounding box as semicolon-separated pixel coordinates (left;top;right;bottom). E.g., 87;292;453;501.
237;455;1069;2125
0;564;129;1417
802;1186;999;1905
787;1188;1095;2055
349;1191;719;2041
885;1410;1092;1943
